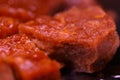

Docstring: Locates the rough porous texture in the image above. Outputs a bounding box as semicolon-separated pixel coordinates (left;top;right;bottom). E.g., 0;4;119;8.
19;6;119;73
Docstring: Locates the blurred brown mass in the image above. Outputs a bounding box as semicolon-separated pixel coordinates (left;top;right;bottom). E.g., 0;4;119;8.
0;60;15;80
0;34;61;80
0;0;65;21
19;6;119;73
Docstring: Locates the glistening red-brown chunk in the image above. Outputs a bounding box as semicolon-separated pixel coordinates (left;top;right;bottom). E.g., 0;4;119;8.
19;6;119;73
0;34;61;80
0;17;19;38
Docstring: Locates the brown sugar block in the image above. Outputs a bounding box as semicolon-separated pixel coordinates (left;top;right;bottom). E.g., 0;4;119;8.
0;17;19;38
19;6;119;73
0;34;61;80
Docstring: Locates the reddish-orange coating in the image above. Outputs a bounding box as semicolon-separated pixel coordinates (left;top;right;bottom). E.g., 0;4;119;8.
20;6;113;43
19;6;119;73
0;34;61;80
0;17;19;38
0;0;65;21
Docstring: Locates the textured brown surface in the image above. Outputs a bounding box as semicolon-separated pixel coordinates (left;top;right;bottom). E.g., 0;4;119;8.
19;6;119;73
0;34;61;80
